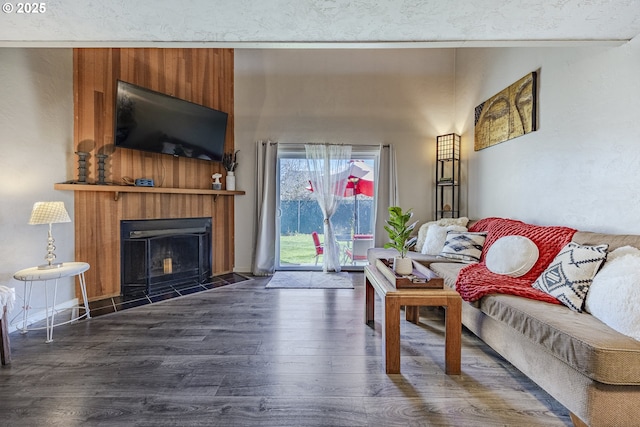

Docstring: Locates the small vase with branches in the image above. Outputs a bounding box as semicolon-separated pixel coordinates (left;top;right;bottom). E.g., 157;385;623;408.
222;150;239;190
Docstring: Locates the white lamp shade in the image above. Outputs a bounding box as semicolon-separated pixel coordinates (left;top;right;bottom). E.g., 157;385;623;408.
28;201;71;225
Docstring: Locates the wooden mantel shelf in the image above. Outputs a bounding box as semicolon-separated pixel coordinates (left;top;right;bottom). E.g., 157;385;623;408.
54;183;245;201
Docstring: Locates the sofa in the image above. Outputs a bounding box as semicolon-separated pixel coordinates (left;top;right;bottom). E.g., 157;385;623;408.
368;217;640;427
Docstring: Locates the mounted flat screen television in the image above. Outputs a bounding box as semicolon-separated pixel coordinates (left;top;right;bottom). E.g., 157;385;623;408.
114;80;227;162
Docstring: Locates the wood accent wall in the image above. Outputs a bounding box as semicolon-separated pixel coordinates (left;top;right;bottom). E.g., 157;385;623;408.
73;48;235;300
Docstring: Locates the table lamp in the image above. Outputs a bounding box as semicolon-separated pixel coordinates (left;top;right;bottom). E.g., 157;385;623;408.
28;201;71;269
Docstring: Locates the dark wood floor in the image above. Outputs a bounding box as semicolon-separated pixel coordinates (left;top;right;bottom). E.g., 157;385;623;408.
0;273;571;426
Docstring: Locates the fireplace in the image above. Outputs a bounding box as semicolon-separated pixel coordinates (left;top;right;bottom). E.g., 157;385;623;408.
120;217;212;295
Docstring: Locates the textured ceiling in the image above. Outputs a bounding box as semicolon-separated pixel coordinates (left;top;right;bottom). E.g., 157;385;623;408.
1;0;640;47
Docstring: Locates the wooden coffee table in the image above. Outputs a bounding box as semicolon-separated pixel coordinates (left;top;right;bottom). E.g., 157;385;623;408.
364;264;462;374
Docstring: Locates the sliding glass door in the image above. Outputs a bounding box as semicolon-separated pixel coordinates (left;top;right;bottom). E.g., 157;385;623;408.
276;146;378;270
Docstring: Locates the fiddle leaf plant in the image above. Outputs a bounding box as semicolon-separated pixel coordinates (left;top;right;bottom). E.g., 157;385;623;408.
383;206;418;258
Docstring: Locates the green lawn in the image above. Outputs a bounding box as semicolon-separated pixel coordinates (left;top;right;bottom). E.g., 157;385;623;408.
279;233;321;265
279;233;370;266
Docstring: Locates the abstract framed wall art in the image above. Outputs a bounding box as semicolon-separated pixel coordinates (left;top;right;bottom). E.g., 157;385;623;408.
474;72;537;151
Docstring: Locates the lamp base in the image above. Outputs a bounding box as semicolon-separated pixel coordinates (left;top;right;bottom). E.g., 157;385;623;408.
38;262;64;270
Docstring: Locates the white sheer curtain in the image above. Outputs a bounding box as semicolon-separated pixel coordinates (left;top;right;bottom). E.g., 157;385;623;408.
305;143;352;272
253;140;279;276
374;144;398;247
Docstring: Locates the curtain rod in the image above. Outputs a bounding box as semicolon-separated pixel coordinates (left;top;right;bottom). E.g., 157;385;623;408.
260;141;390;148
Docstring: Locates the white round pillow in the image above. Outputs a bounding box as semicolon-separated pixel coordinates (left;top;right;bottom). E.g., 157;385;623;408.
485;235;539;277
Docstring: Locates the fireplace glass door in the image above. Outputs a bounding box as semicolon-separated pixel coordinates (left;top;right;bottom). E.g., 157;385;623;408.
121;218;212;295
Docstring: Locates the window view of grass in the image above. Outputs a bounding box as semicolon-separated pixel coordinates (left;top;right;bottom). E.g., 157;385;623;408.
279;233;321;265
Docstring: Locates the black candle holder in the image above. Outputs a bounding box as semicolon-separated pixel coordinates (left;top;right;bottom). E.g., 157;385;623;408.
75;151;89;184
97;154;108;185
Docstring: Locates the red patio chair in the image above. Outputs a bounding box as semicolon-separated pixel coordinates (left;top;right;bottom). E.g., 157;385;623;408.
312;231;324;265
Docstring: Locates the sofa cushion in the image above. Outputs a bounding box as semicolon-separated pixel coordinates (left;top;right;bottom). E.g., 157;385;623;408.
440;231;486;263
429;262;466;290
585;247;640;341
422;224;467;255
532;242;608;312
428;262;479;308
415;217;469;253
480;293;640;385
485;235;539;277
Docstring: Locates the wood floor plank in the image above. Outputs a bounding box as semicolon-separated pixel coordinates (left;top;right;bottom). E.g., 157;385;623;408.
0;273;572;426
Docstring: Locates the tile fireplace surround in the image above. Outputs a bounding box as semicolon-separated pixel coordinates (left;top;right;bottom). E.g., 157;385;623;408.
87;272;250;318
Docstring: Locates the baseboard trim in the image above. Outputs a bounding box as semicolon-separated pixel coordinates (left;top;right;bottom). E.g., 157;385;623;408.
8;298;80;334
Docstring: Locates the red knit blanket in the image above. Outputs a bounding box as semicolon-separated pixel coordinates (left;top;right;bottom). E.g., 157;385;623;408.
455;217;577;304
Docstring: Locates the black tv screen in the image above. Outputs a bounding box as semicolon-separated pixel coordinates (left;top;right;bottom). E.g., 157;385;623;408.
114;80;227;162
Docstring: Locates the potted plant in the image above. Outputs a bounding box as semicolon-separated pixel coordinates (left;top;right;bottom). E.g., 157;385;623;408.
383;206;418;275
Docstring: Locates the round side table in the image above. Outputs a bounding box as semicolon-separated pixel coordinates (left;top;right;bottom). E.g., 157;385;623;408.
12;262;91;343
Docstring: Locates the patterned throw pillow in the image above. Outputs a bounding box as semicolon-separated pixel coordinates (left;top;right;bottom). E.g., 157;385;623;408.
532;242;608;312
439;231;487;263
422;224;468;255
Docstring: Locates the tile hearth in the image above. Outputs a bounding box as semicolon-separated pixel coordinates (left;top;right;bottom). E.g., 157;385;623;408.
87;273;251;318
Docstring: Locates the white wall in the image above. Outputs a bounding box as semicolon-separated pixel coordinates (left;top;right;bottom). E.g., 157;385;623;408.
0;48;456;292
455;37;640;233
233;49;456;272
7;43;637;286
0;48;75;327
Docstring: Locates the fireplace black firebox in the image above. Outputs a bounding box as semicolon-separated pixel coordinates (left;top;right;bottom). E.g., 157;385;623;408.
120;217;212;296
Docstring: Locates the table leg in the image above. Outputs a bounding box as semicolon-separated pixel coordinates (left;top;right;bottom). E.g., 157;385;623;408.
43;279;51;342
20;281;32;334
405;306;420;323
365;276;375;326
45;279;58;343
384;295;401;374
79;272;91;319
444;297;462;375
